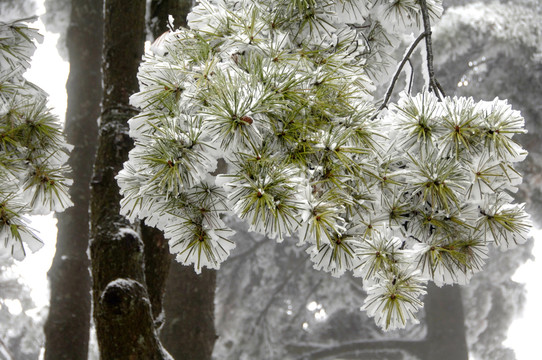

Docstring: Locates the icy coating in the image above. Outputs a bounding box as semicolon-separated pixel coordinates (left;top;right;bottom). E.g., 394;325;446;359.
116;0;530;330
0;18;72;261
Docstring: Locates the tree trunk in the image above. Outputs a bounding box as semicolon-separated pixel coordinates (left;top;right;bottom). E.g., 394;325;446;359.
150;0;192;32
423;284;469;360
89;0;170;358
43;1;102;359
162;267;217;359
140;224;171;324
146;2;218;359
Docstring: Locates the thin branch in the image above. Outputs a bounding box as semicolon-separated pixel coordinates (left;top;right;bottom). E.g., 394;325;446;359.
227;237;271;262
255;260;306;327
419;0;445;100
0;337;14;360
406;59;414;94
294;339;427;360
377;31;427;113
290;278;324;324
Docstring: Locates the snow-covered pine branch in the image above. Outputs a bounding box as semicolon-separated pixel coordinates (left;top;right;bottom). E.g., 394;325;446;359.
117;0;530;330
0;18;72;260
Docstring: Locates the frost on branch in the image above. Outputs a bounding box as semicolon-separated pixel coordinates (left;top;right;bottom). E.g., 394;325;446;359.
117;0;530;330
0;19;72;260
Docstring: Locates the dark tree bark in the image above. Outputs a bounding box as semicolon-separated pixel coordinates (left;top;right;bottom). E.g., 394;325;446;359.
140;224;171;323
43;1;102;359
146;2;219;359
89;0;170;358
150;0;192;32
423;284;469;360
162;267;217;359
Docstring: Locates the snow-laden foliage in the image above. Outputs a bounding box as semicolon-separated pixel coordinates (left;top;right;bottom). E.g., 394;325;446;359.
431;2;542;358
434;1;542;66
214;216;427;360
0;18;72;260
0;0;37;23
118;0;530;330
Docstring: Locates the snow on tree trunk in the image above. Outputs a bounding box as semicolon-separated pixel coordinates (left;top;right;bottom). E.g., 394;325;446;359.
89;0;170;358
43;1;102;359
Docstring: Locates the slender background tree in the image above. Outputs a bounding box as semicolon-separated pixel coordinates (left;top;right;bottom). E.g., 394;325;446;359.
43;1;102;359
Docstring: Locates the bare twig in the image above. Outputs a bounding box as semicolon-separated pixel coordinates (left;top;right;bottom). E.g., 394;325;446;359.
377;31;427;112
406;59;414;93
255;260;306;327
227;237;271;262
290;278;324;323
419;0;445;100
0;337;14;360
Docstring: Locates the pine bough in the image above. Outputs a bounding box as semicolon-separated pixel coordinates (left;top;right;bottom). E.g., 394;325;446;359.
0;18;72;260
122;0;527;330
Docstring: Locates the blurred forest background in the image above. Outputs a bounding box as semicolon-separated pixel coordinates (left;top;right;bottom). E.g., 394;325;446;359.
0;0;540;359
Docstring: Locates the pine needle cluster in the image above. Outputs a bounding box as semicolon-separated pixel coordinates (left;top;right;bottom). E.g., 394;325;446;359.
0;18;72;260
118;0;530;330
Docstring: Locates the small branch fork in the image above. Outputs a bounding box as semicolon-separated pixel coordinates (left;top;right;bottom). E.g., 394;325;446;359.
419;0;445;100
377;0;446;112
378;32;427;112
